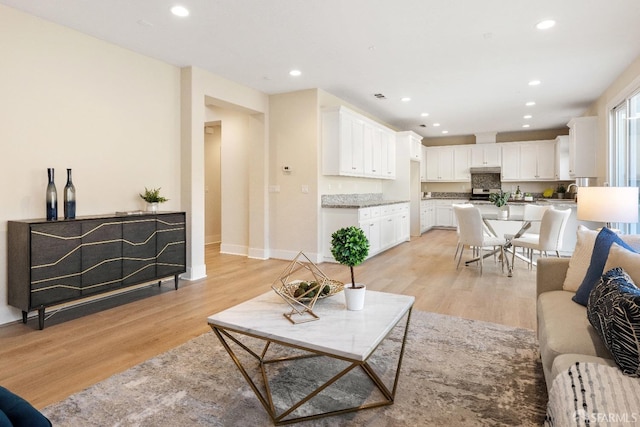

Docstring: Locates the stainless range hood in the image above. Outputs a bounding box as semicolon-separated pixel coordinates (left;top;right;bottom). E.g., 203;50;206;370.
469;166;501;174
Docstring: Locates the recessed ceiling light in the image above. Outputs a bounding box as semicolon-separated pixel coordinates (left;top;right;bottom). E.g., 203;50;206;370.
526;101;536;106
536;19;556;30
170;5;190;17
523;115;532;119
421;112;429;117
528;80;541;86
433;123;440;127
401;97;411;102
289;69;301;77
442;130;449;134
522;124;531;128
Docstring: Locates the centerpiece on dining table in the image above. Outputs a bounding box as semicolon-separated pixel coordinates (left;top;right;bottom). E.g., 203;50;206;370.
489;190;511;220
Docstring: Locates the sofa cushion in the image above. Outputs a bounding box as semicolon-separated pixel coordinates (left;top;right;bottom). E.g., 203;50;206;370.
563;225;597;292
572;228;638;306
604;242;640;282
587;267;640;377
537;290;611;386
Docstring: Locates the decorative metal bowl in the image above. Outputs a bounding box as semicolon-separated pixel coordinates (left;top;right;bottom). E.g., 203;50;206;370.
281;279;344;302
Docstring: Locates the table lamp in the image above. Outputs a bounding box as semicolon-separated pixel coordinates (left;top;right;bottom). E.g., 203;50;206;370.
577;186;639;232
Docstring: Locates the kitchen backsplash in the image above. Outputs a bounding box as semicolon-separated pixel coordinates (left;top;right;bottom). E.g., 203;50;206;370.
471;173;501;189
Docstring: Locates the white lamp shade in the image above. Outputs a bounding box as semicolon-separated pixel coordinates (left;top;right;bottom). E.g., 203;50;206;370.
577;187;639;223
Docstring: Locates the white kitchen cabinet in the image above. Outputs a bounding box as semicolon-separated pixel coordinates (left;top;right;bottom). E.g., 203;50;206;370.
420;199;436;233
381;128;396;179
322;106;396;180
567;117;598;178
434;199;468;227
520;141;555;180
453;145;471;181
501;140;556;181
501;144;520;181
322;202;410;262
425;146;454;181
363;123;378;177
420;145;428;181
359;216;381;255
534;141;556;180
397;131;423;162
471;144;501;167
555;135;570;180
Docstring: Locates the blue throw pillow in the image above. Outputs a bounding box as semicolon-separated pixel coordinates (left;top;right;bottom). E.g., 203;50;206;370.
587;267;640;377
572;227;637;306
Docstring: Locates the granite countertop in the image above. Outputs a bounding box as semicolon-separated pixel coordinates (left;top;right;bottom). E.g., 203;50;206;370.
422;198;576;205
322;199;409;208
321;193;409;209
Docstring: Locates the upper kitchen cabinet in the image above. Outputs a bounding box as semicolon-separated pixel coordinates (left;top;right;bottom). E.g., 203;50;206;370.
322;106;396;180
420;145;428;181
453;145;472;181
567;117;598;178
380;127;396;179
425;146;454;181
470;144;501;167
502;140;556;181
397;131;423;162
555;135;570;180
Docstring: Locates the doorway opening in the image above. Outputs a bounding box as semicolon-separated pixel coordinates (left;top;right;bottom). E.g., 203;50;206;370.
204;121;222;248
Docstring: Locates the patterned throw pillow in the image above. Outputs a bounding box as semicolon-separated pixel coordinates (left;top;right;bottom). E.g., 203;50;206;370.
587;267;640;377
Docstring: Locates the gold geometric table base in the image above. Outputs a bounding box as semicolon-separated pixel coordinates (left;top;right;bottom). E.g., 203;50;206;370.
210;308;412;425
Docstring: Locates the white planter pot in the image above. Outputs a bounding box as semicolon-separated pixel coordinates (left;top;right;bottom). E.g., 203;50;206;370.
344;284;366;311
147;202;159;212
498;207;508;220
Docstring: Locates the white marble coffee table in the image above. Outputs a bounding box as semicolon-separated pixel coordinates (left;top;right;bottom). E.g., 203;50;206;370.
207;290;414;425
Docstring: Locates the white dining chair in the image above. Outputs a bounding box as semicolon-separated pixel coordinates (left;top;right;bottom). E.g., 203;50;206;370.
510;208;571;269
505;204;550;256
452;203;474;260
453;205;507;274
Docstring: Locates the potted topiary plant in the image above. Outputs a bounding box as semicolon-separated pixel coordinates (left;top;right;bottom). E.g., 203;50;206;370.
489;190;510;219
139;187;168;212
330;226;370;310
555;184;566;199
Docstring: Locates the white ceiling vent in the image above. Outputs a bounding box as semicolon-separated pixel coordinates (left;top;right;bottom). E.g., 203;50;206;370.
474;132;497;144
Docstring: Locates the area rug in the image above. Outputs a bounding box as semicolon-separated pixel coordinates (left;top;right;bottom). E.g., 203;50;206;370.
42;310;547;426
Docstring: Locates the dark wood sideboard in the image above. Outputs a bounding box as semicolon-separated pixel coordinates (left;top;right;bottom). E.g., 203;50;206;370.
8;212;186;329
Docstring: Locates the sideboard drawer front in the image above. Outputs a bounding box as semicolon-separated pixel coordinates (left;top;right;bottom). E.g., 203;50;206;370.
30;222;82;307
156;213;186;277
122;217;157;285
81;219;123;295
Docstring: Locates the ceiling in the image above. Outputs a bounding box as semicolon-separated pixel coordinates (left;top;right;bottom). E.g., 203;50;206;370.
3;0;640;138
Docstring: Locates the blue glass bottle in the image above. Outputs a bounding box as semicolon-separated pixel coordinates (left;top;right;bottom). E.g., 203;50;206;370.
64;168;76;219
46;168;58;220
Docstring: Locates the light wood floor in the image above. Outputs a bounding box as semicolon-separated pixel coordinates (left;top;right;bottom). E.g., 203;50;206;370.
0;229;538;409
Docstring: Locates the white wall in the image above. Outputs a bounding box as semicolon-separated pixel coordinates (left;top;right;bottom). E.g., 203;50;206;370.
268;90;320;259
0;5;181;324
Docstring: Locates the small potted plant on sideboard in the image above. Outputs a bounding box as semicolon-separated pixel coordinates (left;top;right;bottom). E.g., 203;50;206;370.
139;187;168;212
